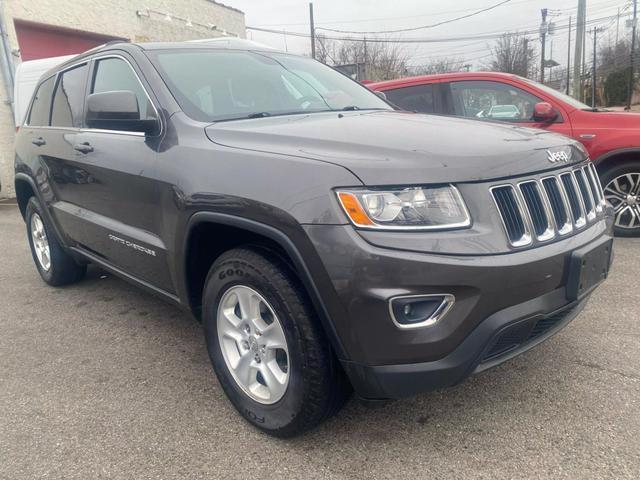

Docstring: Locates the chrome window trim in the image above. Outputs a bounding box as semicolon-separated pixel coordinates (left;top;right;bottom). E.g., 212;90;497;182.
388;294;456;330
517;180;556;242
540;175;574;236
490;184;533;248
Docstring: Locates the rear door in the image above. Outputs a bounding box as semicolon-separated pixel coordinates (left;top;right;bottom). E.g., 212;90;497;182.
32;62;90;245
443;80;573;137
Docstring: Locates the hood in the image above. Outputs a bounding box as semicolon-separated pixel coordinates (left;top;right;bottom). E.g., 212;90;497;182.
576;109;640;128
205;110;584;185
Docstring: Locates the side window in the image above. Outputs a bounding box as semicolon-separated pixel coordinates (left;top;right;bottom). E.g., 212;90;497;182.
51;63;89;128
91;57;153;120
27;76;55;126
385;84;436;114
449;81;543;122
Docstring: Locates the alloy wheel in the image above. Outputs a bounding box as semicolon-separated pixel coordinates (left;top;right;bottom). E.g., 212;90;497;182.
30;213;51;271
604;173;640;230
217;285;290;404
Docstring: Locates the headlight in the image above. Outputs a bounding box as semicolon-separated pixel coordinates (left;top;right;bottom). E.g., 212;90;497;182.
336;185;471;230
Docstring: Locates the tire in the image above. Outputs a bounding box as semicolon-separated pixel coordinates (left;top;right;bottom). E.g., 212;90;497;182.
202;247;350;437
25;196;87;286
599;161;640;237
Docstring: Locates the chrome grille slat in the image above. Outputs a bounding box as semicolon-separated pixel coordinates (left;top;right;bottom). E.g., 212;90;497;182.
518;181;555;241
541;176;573;236
560;172;587;228
492;164;604;247
573;168;596;220
586;163;605;210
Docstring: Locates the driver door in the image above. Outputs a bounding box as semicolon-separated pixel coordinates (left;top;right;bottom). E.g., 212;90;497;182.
445;80;573;138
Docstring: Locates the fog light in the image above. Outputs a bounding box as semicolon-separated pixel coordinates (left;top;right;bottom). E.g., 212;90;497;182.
389;294;455;329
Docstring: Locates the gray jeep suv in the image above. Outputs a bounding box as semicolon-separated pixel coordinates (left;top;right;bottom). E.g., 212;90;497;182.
14;39;613;437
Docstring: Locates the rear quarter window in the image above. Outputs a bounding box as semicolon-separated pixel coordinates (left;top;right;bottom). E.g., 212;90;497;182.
51;63;89;128
27;76;55;126
385;84;435;114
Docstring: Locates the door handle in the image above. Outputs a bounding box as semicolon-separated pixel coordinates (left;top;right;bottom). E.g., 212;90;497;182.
74;142;94;154
31;137;46;147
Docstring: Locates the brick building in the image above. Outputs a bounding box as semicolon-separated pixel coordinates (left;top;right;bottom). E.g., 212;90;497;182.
0;0;245;197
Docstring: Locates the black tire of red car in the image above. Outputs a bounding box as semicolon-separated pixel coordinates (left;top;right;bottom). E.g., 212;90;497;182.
599;162;640;237
202;247;350;437
25;196;87;286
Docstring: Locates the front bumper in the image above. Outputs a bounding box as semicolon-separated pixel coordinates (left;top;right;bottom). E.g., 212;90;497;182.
303;219;612;400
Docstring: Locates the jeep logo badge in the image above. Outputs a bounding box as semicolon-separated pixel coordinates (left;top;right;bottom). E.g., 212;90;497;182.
547;150;570;163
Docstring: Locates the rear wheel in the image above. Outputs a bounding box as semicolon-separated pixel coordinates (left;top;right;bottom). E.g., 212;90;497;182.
600;163;640;237
25;197;86;286
202;247;349;437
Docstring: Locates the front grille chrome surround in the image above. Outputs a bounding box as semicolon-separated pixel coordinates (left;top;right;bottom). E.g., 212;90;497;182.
492;163;604;248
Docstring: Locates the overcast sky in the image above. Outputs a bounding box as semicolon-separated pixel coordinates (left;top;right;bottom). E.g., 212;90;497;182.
224;0;633;73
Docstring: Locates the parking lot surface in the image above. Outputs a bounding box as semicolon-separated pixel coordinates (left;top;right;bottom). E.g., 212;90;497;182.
1;204;638;479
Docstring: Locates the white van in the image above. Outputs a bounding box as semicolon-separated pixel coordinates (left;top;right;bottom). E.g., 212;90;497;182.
13;55;75;129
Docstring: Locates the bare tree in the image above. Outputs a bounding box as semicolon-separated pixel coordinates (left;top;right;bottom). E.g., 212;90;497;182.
410;57;466;75
486;33;535;78
315;36;409;81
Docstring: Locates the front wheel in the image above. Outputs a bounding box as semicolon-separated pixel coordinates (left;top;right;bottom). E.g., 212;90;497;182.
202;247;349;437
600;163;640;237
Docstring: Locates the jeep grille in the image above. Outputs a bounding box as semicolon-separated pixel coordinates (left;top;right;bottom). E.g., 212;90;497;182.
491;163;605;248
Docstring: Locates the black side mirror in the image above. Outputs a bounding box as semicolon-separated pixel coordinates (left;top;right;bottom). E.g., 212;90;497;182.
86;90;159;135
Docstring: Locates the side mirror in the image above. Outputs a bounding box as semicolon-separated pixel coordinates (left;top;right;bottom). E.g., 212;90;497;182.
86;90;159;135
375;90;387;100
533;102;558;123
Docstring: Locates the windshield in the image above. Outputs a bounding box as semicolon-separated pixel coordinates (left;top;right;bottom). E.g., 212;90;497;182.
520;76;591;110
147;49;391;122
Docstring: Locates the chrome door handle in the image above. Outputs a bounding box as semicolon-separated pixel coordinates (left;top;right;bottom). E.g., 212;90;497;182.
74;142;94;154
31;137;46;146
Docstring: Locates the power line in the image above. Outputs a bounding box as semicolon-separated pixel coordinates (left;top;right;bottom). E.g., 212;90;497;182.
247;12;630;44
253;0;539;27
316;0;513;35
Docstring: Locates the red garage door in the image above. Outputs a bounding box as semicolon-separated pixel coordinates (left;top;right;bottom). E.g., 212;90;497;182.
14;19;126;61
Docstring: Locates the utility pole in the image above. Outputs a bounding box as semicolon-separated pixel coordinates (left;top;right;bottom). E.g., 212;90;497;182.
573;0;586;101
540;8;548;83
592;28;598;108
567;16;572;94
363;35;368;80
524;37;529;77
628;0;638;110
616;7;620;45
309;2;316;59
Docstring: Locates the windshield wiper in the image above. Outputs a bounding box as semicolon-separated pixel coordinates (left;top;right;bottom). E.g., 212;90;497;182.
247;112;272;118
341;106;361;111
582;107;610;112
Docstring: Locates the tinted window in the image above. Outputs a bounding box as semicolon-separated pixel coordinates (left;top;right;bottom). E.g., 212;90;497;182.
450;81;543;122
51;63;89;128
28;76;55;126
91;57;153;119
148;49;391;122
385;84;435;114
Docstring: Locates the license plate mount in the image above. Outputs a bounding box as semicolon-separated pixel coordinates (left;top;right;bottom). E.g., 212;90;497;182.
566;238;613;301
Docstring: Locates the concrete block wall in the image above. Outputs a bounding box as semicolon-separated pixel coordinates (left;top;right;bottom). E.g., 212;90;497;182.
0;0;245;198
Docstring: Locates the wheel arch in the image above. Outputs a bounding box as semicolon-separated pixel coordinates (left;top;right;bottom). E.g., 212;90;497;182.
14;173;38;219
593;148;640;171
183;212;348;359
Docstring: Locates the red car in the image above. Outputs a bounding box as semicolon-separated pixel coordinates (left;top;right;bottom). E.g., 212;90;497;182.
371;72;640;236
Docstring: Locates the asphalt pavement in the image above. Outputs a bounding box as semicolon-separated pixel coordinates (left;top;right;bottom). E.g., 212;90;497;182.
0;203;638;479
